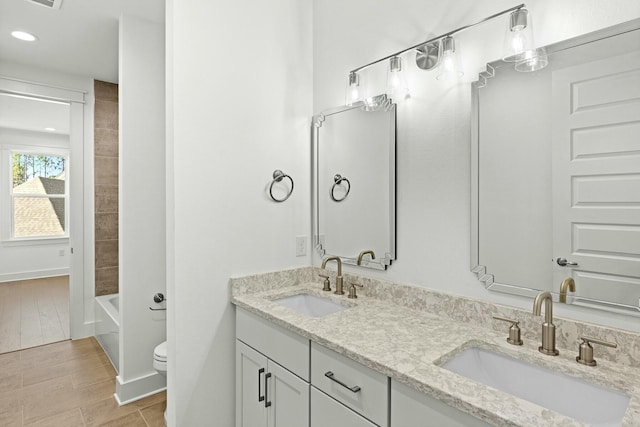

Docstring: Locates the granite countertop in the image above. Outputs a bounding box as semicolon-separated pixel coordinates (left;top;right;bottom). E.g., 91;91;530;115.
231;278;640;427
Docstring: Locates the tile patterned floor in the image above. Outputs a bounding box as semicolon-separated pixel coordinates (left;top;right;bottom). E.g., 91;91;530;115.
0;337;166;426
0;276;69;354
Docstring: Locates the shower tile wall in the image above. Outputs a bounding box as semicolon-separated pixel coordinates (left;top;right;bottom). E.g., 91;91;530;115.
94;80;119;297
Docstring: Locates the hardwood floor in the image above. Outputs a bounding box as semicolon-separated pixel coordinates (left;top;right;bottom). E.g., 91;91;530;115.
0;337;166;426
0;276;69;354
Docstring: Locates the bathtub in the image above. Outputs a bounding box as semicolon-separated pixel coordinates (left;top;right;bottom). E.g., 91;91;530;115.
95;293;119;372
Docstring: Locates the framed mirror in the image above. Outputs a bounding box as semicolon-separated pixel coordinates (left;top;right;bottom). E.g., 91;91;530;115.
471;19;640;315
312;95;396;270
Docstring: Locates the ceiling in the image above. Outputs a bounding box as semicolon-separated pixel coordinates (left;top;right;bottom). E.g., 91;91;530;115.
0;0;165;83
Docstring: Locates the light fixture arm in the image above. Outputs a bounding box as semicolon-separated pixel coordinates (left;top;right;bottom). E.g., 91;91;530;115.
349;3;526;74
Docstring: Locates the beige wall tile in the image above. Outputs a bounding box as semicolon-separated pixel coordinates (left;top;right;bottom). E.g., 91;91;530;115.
95;240;118;268
94;156;118;186
95;184;118;214
94;80;119;303
95;267;118;296
94;100;118;130
94;128;119;157
95;213;118;241
94;80;118;103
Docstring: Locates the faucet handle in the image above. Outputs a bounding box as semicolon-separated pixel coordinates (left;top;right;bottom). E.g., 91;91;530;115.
492;316;523;346
347;282;363;299
318;274;331;292
576;336;617;366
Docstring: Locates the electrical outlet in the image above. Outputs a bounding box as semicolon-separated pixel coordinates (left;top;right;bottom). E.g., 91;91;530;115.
296;236;307;257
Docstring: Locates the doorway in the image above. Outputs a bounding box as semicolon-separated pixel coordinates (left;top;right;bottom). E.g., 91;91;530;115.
0;77;87;348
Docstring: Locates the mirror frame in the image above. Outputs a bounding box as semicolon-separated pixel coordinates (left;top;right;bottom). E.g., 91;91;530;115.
312;95;397;270
471;18;640;316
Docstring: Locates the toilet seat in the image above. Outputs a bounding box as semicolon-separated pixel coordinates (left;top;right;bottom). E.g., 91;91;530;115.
154;341;167;361
153;341;167;371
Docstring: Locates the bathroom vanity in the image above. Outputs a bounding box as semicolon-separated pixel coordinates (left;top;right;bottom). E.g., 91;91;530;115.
231;267;640;427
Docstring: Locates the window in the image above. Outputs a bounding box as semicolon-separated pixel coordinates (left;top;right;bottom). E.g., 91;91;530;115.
10;151;68;239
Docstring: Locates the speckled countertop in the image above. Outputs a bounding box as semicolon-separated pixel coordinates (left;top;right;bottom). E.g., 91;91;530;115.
230;268;640;427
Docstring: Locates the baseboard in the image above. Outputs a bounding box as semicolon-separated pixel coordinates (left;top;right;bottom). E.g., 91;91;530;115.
0;268;69;283
115;371;167;405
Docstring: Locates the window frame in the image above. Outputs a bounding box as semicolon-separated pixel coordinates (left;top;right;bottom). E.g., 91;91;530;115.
2;146;70;243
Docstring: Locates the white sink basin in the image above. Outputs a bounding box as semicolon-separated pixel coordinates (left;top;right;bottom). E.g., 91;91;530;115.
273;293;348;318
441;347;630;427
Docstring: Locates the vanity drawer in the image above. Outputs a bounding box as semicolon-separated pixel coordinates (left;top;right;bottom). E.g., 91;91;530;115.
311;342;388;426
236;308;309;380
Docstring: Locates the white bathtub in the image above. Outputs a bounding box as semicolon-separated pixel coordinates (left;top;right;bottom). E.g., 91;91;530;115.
95;293;119;372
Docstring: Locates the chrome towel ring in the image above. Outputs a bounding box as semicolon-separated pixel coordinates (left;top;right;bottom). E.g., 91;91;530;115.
269;170;294;202
330;174;350;202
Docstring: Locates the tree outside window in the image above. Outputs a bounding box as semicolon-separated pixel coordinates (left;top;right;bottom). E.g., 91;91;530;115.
11;152;68;238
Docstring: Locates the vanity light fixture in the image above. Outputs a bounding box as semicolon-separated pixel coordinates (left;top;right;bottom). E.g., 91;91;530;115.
386;56;409;101
345;71;364;106
11;30;38;42
436;36;463;81
342;3;550;103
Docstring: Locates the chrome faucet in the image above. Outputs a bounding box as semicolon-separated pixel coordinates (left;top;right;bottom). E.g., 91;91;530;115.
321;256;344;295
357;250;375;266
532;292;559;356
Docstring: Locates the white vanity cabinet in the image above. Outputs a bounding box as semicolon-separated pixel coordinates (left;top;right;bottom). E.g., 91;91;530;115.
236;308;310;427
235;307;492;427
311;342;389;427
391;379;493;427
236;341;309;427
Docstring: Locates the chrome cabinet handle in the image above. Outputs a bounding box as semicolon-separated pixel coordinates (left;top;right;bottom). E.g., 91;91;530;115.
324;371;361;393
556;257;578;267
264;372;272;407
258;368;265;402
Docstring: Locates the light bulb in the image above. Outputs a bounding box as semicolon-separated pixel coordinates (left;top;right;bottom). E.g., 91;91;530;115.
345;72;363;106
386;56;409;101
436;36;463;81
502;9;535;62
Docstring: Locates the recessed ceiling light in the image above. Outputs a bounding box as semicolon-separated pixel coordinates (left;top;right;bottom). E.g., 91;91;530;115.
45;127;56;132
11;31;38;42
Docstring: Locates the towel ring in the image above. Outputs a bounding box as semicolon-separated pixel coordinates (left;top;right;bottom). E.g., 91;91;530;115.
330;174;350;202
269;170;294;202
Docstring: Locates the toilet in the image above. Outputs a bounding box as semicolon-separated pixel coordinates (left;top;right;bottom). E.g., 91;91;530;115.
153;341;168;425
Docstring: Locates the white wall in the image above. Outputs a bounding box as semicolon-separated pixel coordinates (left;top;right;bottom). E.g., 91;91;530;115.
167;0;312;424
312;0;640;332
117;14;167;403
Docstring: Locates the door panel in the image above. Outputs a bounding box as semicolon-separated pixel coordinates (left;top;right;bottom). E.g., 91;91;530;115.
267;360;309;427
236;341;268;427
552;51;640;306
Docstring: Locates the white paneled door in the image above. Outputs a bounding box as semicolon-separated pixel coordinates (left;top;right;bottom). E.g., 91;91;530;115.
551;50;640;308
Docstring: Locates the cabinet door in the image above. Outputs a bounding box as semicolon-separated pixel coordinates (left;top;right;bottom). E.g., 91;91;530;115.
311;387;377;427
391;380;491;427
267;360;310;427
236;341;268;427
